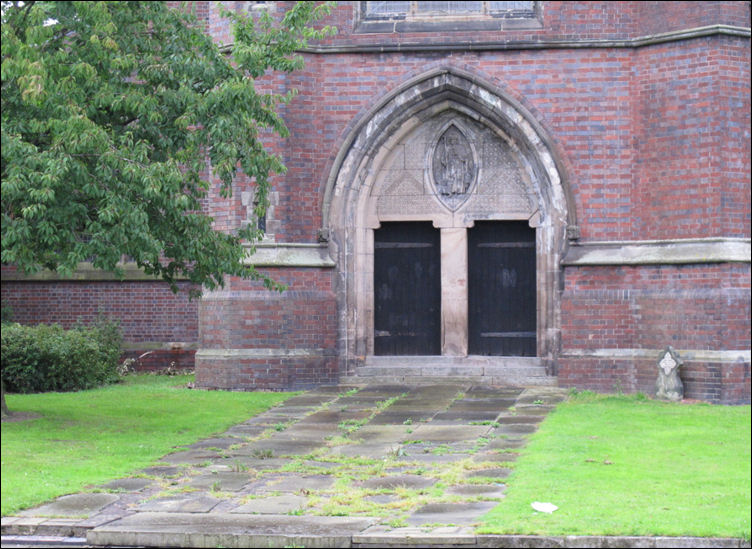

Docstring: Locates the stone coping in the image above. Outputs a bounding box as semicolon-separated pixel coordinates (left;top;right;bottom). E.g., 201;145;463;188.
4;237;748;281
561;348;751;363
1;243;335;282
220;24;752;53
562;238;751;266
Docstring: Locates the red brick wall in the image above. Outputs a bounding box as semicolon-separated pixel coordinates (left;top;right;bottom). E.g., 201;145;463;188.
561;264;750;350
633;37;752;240
1;275;199;372
557;357;750;405
559;264;751;403
199;269;337;350
195;268;338;391
203;5;749;244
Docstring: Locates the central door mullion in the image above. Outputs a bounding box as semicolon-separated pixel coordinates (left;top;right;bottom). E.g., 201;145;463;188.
440;227;468;356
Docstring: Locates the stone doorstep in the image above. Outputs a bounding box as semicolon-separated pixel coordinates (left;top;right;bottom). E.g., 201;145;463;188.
343;376;558;387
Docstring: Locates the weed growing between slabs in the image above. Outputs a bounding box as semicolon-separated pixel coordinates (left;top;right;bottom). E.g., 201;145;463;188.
479;391;751;539
1;374;293;515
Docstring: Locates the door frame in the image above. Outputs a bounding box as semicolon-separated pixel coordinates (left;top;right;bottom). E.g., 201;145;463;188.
324;69;574;376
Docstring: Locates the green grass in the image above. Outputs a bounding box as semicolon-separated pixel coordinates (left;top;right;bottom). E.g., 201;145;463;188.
479;391;751;539
1;374;293;516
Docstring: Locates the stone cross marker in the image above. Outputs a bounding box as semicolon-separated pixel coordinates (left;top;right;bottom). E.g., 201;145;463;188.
655;346;684;401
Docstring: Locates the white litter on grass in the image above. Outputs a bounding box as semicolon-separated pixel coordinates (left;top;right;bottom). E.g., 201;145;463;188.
531;501;558;513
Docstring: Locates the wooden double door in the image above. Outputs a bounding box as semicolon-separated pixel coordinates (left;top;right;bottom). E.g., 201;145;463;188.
374;221;536;356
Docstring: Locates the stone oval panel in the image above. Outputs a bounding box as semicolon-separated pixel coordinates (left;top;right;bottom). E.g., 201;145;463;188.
429;123;478;211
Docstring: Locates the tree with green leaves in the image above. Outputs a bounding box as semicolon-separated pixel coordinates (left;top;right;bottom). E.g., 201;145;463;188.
0;1;335;416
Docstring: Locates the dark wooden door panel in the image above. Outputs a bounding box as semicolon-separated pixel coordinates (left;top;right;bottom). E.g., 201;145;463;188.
468;221;536;356
374;222;441;355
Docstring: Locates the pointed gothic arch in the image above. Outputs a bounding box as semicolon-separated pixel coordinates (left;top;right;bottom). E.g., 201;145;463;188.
323;68;575;376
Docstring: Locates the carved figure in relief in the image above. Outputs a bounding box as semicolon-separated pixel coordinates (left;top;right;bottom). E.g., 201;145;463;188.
433;126;474;197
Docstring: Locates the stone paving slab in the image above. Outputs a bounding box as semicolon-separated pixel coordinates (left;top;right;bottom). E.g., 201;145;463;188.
448;398;517;411
408;424;491;442
187;472;255;491
499;415;545;425
299;409;373;424
209;456;291;471
255;473;336;493
445;484;506;498
139;465;183;477
496;423;540;435
328;441;400;458
356;425;413;443
394;452;471;464
18;494;119;518
96;477;155;492
228;438;322;457
398;439;478;455
183;436;243;450
406;501;500;526
136;495;221;514
358;474;437;491
280;394;341;406
269;426;341;443
158;449;222;465
86;512;377;548
230;495;309;514
222;423;269;438
431;410;503;422
369;410;436;425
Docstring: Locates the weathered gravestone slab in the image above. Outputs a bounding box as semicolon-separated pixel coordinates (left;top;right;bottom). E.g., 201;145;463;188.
656;346;684;401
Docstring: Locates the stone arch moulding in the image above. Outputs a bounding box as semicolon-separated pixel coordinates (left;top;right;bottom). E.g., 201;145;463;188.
323;67;575;377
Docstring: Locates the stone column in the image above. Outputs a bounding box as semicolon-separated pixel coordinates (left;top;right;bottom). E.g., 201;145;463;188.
440;227;468;356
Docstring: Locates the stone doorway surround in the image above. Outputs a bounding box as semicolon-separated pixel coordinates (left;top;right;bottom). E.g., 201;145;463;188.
323;68;575;378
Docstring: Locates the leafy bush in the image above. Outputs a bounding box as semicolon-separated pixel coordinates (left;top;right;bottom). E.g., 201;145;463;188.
1;301;13;323
1;319;122;393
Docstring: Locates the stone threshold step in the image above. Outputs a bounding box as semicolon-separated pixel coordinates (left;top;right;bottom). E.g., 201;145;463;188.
342;376;558;387
365;356;547;367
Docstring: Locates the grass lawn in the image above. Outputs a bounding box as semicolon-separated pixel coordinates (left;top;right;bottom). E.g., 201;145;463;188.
1;374;293;516
479;391;751;539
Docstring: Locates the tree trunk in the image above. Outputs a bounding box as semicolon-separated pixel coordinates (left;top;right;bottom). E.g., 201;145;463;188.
1;378;9;419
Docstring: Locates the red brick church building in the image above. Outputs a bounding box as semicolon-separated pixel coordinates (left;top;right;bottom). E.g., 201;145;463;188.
3;1;750;403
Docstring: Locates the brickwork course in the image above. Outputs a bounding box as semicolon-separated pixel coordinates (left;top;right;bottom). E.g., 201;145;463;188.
2;1;750;403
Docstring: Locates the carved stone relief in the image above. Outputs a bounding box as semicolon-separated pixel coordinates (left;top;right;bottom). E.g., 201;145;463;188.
372;111;536;224
429;124;478;211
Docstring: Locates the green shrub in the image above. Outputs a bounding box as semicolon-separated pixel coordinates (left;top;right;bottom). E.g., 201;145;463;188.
1;301;13;323
1;319;122;393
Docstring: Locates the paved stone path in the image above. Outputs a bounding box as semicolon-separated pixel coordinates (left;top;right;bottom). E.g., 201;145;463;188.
2;383;747;548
